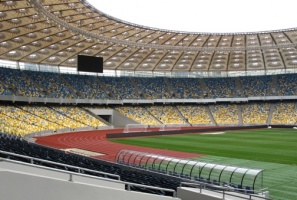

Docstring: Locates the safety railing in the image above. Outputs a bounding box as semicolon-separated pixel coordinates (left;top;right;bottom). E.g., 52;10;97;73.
126;182;176;197
0;150;120;180
0;150;178;197
180;182;271;200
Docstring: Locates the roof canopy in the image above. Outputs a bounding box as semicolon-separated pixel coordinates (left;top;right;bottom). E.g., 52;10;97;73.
1;0;297;72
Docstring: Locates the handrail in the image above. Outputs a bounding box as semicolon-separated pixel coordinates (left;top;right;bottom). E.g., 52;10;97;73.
180;182;271;200
1;94;297;107
0;150;178;197
125;182;177;197
0;157;123;184
0;150;120;180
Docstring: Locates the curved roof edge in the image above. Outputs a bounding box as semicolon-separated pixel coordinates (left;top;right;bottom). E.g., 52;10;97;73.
82;0;297;36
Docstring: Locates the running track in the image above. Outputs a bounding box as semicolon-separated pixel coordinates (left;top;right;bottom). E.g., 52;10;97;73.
35;128;204;162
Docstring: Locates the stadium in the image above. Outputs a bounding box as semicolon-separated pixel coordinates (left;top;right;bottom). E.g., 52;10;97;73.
0;0;297;200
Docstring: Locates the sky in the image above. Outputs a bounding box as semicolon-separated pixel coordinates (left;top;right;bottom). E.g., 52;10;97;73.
87;0;297;33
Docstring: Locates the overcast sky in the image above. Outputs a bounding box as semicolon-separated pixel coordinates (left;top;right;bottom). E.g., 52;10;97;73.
88;0;297;33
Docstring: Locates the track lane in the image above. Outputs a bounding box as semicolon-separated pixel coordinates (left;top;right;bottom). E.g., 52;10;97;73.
35;129;204;162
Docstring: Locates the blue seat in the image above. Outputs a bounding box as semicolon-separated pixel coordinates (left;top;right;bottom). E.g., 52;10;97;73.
245;186;254;194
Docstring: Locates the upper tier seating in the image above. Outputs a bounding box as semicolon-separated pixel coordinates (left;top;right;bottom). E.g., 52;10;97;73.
61;74;108;99
100;77;140;99
133;77;170;99
240;76;272;97
277;74;297;96
204;77;236;98
0;83;12;96
0;68;44;97
0;67;296;100
169;78;204;99
24;70;77;99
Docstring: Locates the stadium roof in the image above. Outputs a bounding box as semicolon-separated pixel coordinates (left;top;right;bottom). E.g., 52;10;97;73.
1;0;297;72
90;0;297;33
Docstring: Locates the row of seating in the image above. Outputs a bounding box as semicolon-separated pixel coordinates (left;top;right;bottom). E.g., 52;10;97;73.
1;102;297;136
209;104;239;125
0;133;181;196
0;105;106;135
240;76;272;97
241;103;270;124
271;102;297;124
50;106;106;127
89;103;297;126
170;78;204;99
146;105;187;124
24;71;78;99
0;68;44;97
1;67;297;99
177;105;212;125
114;106;161;125
277;74;297;96
61;74;108;99
204;77;236;98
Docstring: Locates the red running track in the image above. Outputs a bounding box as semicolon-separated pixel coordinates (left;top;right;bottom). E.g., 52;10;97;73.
35;128;204;162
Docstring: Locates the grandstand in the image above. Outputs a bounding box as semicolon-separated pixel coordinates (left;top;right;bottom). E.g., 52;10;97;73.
0;0;297;200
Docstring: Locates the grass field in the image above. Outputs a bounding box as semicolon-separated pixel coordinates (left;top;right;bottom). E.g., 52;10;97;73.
111;128;297;200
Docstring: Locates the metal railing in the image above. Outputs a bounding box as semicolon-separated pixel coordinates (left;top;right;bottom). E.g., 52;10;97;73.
0;150;178;197
180;182;271;200
1;94;297;106
126;182;177;197
0;150;120;180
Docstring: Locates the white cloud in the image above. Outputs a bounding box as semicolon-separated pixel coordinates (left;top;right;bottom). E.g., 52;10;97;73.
87;0;297;33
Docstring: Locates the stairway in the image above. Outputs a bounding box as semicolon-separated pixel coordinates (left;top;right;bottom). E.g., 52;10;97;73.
163;78;175;98
80;107;112;126
129;78;143;99
59;74;83;98
143;106;163;124
22;71;46;96
267;103;276;125
0;80;19;96
235;77;242;97
237;104;243;125
97;77;116;99
269;75;278;96
206;105;217;125
199;78;210;98
174;105;191;125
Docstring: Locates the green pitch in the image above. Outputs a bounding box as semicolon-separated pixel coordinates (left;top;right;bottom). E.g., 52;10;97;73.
111;128;297;200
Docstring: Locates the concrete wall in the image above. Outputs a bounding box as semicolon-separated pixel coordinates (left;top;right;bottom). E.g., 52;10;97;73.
0;170;179;200
177;187;222;200
177;187;265;200
0;160;124;189
0;160;179;200
88;109;139;127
